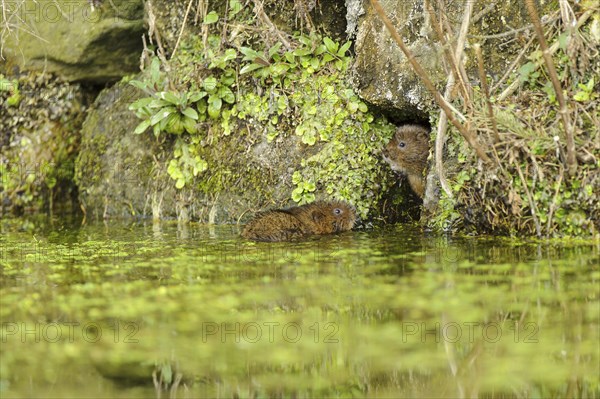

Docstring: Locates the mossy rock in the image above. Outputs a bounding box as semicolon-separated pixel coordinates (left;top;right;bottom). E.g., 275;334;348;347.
0;0;144;83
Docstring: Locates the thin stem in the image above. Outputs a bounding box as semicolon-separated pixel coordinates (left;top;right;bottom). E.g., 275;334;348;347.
524;0;577;175
171;0;195;60
474;44;500;143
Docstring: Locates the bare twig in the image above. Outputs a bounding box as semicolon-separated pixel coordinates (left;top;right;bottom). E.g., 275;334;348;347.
471;3;496;25
491;34;536;93
452;0;474;104
369;0;492;164
171;0;195;60
497;10;592;101
474;44;500;143
251;0;292;50
424;0;470;104
431;0;479;198
524;0;577;175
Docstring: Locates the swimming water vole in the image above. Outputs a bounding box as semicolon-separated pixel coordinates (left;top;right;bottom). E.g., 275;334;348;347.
241;200;356;242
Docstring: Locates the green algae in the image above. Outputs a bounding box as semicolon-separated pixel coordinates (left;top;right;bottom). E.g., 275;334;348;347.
0;217;598;398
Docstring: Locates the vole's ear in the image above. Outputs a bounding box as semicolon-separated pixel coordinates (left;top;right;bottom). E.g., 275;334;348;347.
311;210;325;222
417;131;429;143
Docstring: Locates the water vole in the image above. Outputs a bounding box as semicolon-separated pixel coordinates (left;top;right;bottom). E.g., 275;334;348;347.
382;125;430;197
241;200;356;242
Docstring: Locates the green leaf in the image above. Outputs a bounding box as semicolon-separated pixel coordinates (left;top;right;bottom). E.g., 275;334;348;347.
183;117;197;134
223;48;238;61
129;80;149;91
203;11;219;24
219;87;236;103
148;98;172;108
292;187;304;202
323;37;338;53
293;48;312;56
129;97;153;110
322;53;334;63
268;42;282;58
175;178;185;189
133;119;151;134
159;91;181;105
270;63;290;76
203;76;218;92
182;107;199;120
188;91;207;102
586;77;595;91
518;62;537;83
337;41;351;56
150;58;161;84
239;46;263;61
150;107;177;125
240;63;264;74
298;35;312;46
229;0;243;17
208;96;222;119
573;91;589;102
310;57;320;69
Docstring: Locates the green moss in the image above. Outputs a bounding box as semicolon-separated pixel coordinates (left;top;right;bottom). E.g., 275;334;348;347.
0;73;87;214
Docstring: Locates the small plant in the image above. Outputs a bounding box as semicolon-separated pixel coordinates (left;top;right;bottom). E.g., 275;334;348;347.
128;59;203;137
128;58;209;189
0;74;21;107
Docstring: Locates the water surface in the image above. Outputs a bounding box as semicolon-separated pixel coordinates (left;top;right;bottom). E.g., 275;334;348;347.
1;217;598;398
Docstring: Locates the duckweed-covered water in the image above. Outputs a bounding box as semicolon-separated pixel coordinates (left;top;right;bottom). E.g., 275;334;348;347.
1;217;598;398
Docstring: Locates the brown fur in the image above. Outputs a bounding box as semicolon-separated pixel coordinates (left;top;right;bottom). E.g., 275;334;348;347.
382;125;430;197
241;200;356;242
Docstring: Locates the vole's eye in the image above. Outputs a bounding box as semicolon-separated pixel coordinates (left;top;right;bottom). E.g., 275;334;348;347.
398;141;406;148
333;208;342;215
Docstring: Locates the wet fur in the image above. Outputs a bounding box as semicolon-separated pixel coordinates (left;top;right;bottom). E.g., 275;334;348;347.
242;200;356;242
382;125;430;197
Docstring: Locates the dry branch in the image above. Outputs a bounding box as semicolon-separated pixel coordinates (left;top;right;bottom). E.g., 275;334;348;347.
474;44;500;143
524;0;577;175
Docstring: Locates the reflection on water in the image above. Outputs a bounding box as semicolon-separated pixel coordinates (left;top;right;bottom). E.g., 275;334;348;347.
1;217;599;398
